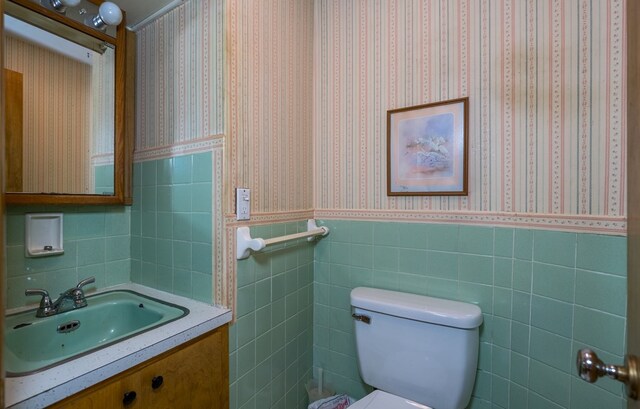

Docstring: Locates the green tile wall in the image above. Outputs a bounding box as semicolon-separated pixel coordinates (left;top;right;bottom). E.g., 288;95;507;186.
5;206;131;309
313;220;627;409
4;202;628;409
230;221;315;409
131;152;214;303
94;164;115;195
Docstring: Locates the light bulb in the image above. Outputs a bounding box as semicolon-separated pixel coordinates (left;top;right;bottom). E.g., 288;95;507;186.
98;2;123;26
44;0;80;12
85;1;123;30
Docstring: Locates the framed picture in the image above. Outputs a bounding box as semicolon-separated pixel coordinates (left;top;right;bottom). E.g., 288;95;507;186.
387;97;469;196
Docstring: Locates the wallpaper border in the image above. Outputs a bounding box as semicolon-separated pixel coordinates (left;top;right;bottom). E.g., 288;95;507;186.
314;209;627;235
133;134;224;162
224;209;316;227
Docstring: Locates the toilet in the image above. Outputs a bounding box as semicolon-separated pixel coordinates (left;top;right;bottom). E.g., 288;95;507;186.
349;287;483;409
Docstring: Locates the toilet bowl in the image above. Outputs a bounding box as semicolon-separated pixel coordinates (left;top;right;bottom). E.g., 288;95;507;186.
350;287;483;409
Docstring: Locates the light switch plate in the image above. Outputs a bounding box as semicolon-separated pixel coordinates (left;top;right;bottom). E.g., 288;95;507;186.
236;188;250;221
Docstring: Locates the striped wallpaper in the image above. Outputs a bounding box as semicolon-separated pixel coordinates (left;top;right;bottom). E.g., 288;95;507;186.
313;0;627;229
91;46;115;160
137;0;628;308
4;36;93;194
222;0;315;311
135;0;224;152
226;0;315;216
164;0;627;226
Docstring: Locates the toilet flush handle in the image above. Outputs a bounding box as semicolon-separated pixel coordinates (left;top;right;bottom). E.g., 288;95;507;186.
352;313;371;324
576;348;639;399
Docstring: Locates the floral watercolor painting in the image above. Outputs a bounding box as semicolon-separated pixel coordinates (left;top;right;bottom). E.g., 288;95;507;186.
398;113;455;178
387;98;468;195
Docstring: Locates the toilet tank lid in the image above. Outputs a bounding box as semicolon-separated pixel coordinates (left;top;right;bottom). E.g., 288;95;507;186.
350;287;483;329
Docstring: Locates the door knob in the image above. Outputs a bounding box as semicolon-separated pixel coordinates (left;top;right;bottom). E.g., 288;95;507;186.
576;348;639;399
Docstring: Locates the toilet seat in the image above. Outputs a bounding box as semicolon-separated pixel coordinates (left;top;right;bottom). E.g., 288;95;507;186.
348;390;432;409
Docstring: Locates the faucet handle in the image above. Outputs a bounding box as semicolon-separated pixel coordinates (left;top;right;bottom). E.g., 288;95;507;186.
71;277;95;308
25;288;51;303
76;276;95;290
25;289;55;317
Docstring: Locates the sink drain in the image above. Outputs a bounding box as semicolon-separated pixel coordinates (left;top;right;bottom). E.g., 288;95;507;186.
57;320;81;333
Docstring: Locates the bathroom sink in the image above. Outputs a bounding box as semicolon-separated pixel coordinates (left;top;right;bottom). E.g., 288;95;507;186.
4;290;189;376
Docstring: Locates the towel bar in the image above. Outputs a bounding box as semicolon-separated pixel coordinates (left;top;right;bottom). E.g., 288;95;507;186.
236;219;329;259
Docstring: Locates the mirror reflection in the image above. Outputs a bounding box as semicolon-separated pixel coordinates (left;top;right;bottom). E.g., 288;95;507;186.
3;10;116;195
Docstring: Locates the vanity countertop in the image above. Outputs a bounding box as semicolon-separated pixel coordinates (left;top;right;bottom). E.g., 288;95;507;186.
4;283;232;409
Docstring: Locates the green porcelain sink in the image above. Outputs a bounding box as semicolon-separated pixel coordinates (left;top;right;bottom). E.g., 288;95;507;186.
4;290;189;376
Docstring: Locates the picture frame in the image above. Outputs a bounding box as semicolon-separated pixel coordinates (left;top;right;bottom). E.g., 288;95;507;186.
387;97;469;196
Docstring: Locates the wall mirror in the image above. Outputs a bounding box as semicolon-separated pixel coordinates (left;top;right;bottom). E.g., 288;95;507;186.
3;0;133;205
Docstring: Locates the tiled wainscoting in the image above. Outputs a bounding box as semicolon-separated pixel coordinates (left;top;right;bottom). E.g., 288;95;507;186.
94;164;114;195
313;220;627;409
5;206;131;309
230;221;315;409
130;152;214;302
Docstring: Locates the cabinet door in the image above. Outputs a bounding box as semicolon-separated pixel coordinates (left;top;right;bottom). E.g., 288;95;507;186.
52;377;143;409
140;326;228;409
50;325;228;409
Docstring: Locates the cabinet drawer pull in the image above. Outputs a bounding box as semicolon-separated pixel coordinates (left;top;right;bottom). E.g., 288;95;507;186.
152;375;164;390
122;391;137;405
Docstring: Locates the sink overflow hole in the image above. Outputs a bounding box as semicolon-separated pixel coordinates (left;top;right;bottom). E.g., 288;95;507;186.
57;320;81;333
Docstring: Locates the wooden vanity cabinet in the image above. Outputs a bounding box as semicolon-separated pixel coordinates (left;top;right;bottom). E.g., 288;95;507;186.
50;325;229;409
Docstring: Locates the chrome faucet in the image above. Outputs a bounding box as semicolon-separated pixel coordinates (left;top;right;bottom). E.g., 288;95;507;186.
25;277;95;318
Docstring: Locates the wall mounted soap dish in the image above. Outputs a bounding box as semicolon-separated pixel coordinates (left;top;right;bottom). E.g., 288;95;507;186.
25;213;64;258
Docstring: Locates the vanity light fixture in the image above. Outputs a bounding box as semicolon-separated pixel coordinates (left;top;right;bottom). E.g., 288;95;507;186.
42;0;81;13
84;1;122;30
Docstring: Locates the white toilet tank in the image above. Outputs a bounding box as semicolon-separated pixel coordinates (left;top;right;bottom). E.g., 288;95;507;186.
351;287;483;409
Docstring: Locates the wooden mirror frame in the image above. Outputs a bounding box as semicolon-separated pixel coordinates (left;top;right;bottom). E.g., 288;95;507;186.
4;0;133;205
